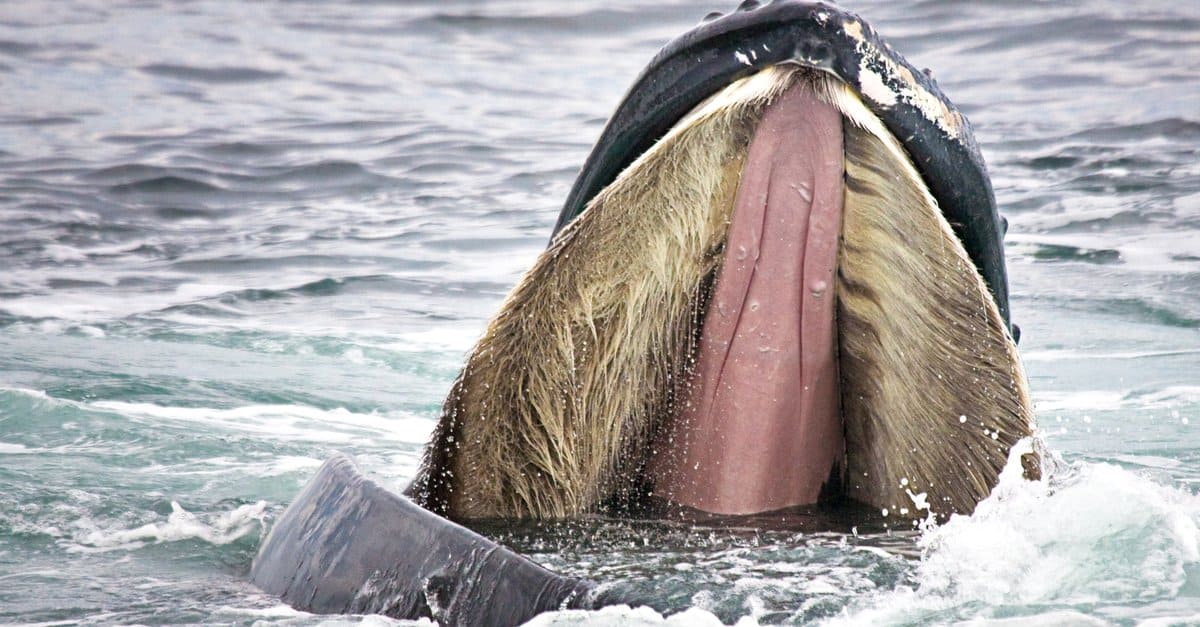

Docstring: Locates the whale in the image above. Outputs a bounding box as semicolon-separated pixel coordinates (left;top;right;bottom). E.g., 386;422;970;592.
252;2;1038;624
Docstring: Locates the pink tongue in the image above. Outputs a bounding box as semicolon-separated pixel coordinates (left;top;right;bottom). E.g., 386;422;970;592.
648;83;845;515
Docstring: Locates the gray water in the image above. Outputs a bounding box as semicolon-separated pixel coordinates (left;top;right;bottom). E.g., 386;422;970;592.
1;0;1199;625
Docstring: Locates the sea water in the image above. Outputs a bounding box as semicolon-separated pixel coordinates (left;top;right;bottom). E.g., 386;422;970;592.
1;0;1198;624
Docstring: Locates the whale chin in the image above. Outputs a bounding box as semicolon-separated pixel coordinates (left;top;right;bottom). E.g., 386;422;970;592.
407;66;1036;522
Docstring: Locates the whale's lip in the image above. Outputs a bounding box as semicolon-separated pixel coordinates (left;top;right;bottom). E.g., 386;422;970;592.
552;0;1013;335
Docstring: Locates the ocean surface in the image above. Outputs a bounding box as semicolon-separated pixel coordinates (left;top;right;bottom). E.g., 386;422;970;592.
2;0;1198;625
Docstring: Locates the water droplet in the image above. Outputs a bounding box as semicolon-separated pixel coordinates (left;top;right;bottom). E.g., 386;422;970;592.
794;182;812;202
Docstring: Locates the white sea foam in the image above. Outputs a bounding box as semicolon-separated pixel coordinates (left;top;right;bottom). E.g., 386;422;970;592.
90;399;434;446
0;386;425;493
823;442;1200;625
523;605;733;627
0;289;190;321
214;603;310;619
0;441;32;454
214;599;429;626
173;281;245;301
0;272;335;323
1137;386;1200;407
384;326;480;352
1033;390;1125;412
67;500;267;553
74;324;107;338
309;615;427;627
1022;347;1200;363
1033;387;1200;415
1137;613;1200;627
0;387;434;448
1111;454;1185;470
953;611;1110;626
215;603;428;627
134;455;326;479
0;386;51;399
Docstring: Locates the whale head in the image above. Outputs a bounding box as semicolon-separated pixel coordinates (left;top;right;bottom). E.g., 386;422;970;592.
408;1;1038;524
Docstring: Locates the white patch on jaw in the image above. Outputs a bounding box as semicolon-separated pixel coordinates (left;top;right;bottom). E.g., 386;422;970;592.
843;19;864;40
898;82;961;136
858;66;897;107
841;16;962;139
734;50;752;66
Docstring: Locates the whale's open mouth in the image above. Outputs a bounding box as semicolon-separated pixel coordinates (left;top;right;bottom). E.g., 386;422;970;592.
610;65;1036;517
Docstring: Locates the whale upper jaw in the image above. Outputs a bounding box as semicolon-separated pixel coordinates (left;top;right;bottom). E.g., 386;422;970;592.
554;0;1014;336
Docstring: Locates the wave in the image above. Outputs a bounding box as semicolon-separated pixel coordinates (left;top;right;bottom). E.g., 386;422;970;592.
819;443;1200;625
67;501;267;554
0;114;79;127
1074;118;1200;143
89;398;434;447
524;606;726;627
0;386;434;448
108;175;224;194
0;38;38;55
84;159;395;197
1033;387;1200;413
139;63;286;84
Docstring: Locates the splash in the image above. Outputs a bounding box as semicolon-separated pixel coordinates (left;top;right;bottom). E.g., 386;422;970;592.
524;605;732;627
67;500;267;553
825;440;1200;624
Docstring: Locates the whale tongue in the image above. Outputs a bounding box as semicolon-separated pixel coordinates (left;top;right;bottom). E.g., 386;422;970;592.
648;82;845;515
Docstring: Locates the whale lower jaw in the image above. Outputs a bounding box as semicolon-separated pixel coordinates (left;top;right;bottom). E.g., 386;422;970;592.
408;67;1034;522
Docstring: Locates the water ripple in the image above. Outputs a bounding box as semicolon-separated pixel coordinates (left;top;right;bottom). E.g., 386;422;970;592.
139;63;286;84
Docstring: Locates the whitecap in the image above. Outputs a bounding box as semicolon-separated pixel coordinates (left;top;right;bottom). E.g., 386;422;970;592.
0;442;32;454
89;399;435;446
523;605;729;627
66;500;267;553
823;442;1200;624
1034;390;1125;412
